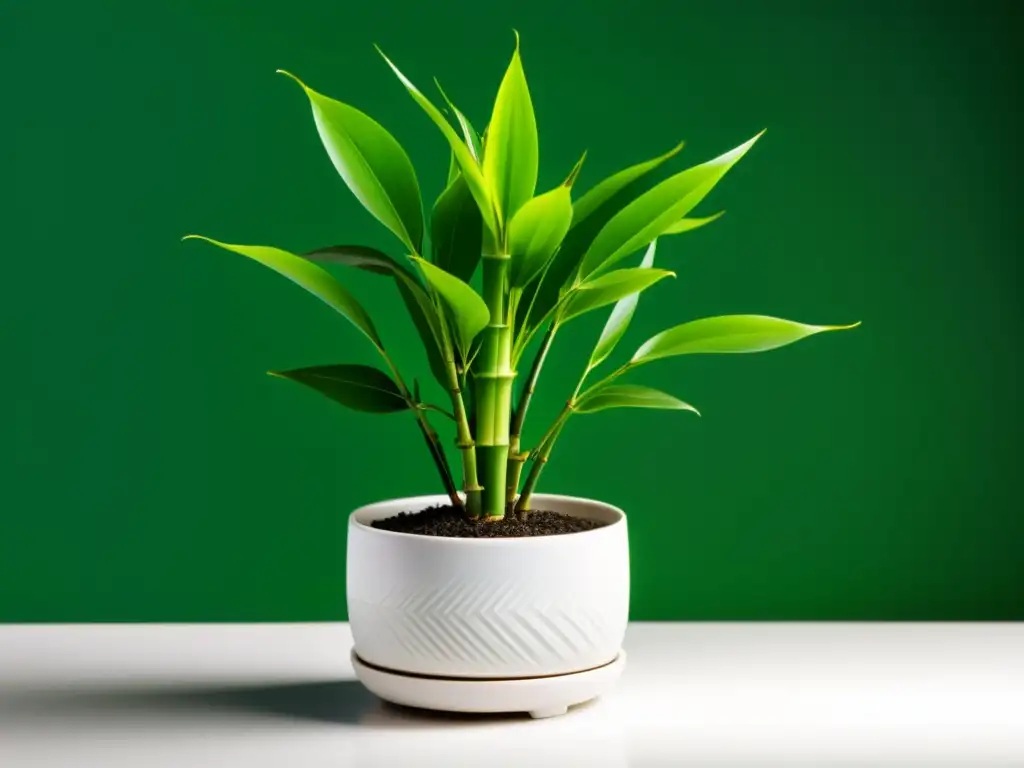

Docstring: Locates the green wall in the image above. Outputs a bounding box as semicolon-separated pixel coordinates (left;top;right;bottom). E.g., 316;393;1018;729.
2;0;1021;621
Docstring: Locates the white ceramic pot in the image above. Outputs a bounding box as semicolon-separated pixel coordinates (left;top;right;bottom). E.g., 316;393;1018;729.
346;493;630;680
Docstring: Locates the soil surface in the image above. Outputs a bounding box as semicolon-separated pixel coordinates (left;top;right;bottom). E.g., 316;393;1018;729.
370;504;608;538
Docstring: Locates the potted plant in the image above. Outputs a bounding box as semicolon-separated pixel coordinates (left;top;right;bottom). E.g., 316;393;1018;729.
185;34;858;718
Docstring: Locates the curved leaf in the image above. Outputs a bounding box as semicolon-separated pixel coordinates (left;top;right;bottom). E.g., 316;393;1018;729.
516;142;683;340
411;256;490;353
431;173;484;283
276;71;423;253
587;240;657;370
571;142;684;230
376;48;497;237
183;236;382;349
575;384;699;415
661;211;725;236
508;186;573;288
270;364;408;413
632;315;861;364
303;244;415;276
579;131;764;280
560;267;674;323
434;79;483;162
302;245;448;386
483;31;538;224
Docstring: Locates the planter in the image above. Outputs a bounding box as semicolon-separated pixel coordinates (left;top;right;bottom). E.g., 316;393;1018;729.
346;493;629;717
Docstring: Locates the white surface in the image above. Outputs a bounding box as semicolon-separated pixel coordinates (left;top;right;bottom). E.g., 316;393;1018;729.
350;648;626;718
347;493;629;677
0;622;1022;767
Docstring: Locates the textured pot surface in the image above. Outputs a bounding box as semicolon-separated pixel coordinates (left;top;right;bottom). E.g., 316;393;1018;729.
346;493;630;679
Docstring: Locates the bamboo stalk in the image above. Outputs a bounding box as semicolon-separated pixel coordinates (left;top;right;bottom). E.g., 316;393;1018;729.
515;402;572;513
475;252;515;519
381;350;461;507
506;322;558;510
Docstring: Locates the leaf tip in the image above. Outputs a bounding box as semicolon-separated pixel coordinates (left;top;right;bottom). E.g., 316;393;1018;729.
512;28;521;51
266;370;285;379
275;69;306;90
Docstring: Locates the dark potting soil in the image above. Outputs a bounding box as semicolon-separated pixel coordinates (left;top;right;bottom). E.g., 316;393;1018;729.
370;505;608;538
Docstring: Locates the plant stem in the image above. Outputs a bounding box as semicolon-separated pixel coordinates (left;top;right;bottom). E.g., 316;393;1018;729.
445;356;481;517
475;252;515;519
515;401;573;513
506;322;558;510
514;359;635;514
382;350;461;507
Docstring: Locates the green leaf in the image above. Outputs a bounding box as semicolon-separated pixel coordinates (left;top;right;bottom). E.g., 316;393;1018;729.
587;239;657;370
661;211;725;236
483;31;538;225
434;78;483;162
376;48;497;238
302;245;448;387
632;315;861;364
516;142;683;340
507;186;573;288
579;131;764;280
270;364;408;413
563;149;588;188
302;243;414;276
431;173;484;283
410;256;490;353
560;267;674;323
575;384;699;415
446;152;460;186
571;142;684;230
276;71;423;254
183;236;382;349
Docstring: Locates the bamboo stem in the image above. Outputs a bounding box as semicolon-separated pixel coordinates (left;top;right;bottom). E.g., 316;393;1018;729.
446;357;481;517
382;350;461;507
475;252;515;519
515;402;572;513
505;322;558;511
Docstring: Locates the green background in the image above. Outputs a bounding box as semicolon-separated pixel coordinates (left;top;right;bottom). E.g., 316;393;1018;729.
2;0;1021;622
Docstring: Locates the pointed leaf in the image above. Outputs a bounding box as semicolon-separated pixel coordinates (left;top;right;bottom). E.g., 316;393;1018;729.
661;211;725;236
575;384;699;415
411;256;490;352
302;245;448;387
587;240;657;370
270;364;408;413
571;142;684;230
431;173;484;283
483;32;538;224
563;150;588;189
184;236;382;348
632;315;861;364
508;186;573;288
376;49;497;237
560;267;674;323
434;79;483;162
579;132;764;279
517;142;683;339
277;71;423;253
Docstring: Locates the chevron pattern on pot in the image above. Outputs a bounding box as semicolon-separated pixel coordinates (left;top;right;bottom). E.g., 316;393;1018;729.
349;575;622;677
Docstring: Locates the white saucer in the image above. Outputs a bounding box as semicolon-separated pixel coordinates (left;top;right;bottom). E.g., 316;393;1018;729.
351;649;627;719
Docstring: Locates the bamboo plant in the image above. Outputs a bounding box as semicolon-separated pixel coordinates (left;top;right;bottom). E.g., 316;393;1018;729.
185;36;858;521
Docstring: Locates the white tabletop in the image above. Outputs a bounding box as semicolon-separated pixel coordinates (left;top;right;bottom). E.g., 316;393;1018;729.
0;622;1021;767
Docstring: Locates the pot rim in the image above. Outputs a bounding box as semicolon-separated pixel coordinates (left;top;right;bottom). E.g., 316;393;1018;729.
348;492;626;546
